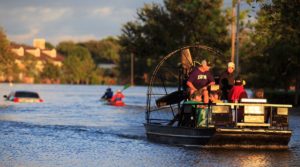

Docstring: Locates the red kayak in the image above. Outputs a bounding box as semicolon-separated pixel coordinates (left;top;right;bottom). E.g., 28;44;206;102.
110;101;125;107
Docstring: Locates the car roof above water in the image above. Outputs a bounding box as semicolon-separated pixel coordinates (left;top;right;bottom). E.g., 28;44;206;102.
13;91;40;98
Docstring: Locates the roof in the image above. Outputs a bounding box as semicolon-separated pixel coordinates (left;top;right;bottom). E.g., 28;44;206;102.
10;42;64;62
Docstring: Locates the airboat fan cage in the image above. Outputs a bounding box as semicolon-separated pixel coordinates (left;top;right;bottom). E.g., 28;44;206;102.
146;45;225;124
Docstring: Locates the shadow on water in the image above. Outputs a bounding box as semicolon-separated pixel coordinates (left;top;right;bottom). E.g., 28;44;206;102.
0;120;146;140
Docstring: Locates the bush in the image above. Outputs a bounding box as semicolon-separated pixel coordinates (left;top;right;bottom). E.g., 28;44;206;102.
264;90;298;105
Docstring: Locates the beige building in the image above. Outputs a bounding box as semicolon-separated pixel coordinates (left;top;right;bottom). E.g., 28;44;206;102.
10;38;64;83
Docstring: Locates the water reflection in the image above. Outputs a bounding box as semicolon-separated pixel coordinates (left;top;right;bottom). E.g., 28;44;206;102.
187;148;294;167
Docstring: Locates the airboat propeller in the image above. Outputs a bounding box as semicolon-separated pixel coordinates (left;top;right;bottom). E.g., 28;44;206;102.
149;45;224;110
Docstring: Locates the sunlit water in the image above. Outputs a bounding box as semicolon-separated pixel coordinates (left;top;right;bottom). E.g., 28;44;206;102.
0;84;299;167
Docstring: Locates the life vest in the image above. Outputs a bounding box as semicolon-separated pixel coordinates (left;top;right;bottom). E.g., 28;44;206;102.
228;85;248;102
111;92;125;102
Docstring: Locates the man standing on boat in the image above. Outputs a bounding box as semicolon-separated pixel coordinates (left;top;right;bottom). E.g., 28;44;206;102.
186;60;215;103
219;62;235;101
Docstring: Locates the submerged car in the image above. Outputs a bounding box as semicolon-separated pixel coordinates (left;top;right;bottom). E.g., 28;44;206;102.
3;91;43;103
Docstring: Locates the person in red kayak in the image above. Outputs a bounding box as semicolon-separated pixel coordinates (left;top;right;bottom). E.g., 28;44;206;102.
228;77;248;102
110;90;125;106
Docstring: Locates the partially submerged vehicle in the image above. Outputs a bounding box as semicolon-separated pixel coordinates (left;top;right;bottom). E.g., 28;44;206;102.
4;90;43;103
144;45;292;149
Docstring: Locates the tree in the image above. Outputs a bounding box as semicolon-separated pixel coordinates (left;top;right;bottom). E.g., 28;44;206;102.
45;42;55;50
22;53;39;78
0;27;17;82
40;61;61;83
241;0;300;104
58;41;98;84
56;41;77;58
119;0;230;84
80;37;121;64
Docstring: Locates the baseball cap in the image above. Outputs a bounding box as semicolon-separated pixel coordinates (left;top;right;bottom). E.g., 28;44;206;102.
228;62;235;69
201;60;211;66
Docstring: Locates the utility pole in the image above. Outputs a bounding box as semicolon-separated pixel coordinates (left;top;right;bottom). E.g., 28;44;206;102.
231;1;236;63
235;0;240;76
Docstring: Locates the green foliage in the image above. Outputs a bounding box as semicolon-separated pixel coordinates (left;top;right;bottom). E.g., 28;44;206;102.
80;37;121;64
241;0;300;90
119;0;230;84
264;90;298;105
56;41;77;57
45;42;55;50
0;27;17;81
22;53;38;78
59;41;98;84
40;61;61;81
62;54;81;84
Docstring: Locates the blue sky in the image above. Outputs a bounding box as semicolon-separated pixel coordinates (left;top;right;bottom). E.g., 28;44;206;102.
1;0;252;46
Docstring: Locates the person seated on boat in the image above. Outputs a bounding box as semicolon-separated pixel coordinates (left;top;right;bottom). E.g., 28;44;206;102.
209;85;222;103
101;87;114;101
228;77;248;103
253;88;270;123
219;62;235;101
190;89;203;102
111;90;125;104
186;59;215;104
254;88;264;98
210;91;222;103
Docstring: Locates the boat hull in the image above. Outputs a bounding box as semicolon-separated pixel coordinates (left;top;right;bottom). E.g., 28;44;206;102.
145;124;292;149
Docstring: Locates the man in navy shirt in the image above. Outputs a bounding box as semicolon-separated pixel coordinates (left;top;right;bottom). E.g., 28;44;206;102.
101;87;113;100
186;60;215;103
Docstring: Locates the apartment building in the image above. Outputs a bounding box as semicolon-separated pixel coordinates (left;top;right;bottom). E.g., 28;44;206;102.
10;38;64;83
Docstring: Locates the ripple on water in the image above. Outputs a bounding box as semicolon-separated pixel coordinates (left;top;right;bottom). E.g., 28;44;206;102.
0;84;300;167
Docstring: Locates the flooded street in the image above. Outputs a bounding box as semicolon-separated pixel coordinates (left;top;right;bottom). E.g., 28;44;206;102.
0;84;300;167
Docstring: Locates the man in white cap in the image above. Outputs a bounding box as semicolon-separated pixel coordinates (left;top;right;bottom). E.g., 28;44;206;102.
219;62;235;101
187;59;215;103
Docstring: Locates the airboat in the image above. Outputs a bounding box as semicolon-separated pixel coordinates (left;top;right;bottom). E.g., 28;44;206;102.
144;45;292;149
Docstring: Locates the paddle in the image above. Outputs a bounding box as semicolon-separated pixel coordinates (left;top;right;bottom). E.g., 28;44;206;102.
121;84;130;92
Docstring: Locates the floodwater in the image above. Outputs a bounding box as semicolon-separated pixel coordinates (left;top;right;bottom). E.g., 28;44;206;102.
0;84;299;167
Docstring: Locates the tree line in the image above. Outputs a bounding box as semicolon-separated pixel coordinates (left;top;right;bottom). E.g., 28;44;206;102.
0;30;121;84
0;0;299;103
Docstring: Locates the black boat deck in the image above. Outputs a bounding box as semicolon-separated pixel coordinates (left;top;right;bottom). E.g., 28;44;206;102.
145;123;292;149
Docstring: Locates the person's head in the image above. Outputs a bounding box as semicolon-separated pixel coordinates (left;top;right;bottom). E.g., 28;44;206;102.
191;90;202;102
255;88;264;98
199;59;211;71
210;91;219;102
117;89;121;93
227;62;235;74
107;88;111;91
234;77;245;86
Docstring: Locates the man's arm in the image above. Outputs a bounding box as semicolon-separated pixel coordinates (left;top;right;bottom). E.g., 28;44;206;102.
187;81;197;94
208;81;215;86
207;72;215;87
